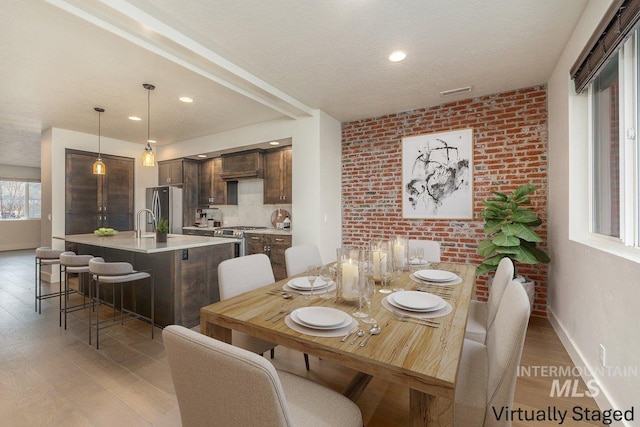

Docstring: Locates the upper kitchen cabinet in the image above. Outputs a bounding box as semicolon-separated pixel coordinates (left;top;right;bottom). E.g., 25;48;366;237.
264;147;292;204
220;149;264;180
158;158;195;185
199;157;238;206
65;149;134;234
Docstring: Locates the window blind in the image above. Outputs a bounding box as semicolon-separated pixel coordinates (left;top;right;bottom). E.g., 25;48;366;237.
571;0;640;94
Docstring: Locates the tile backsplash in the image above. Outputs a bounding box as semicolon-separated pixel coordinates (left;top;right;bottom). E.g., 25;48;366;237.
201;179;291;229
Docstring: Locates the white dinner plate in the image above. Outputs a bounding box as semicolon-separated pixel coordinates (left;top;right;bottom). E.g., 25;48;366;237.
415;269;458;282
388;291;446;312
292;307;350;329
287;277;328;290
291;310;352;330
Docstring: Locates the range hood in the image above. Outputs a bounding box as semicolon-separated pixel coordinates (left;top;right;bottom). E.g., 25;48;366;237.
219;149;264;180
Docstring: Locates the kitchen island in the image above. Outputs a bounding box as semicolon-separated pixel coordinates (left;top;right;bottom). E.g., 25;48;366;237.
62;232;235;328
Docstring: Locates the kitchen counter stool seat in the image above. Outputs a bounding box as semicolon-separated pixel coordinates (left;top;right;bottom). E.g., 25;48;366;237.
59;251;94;330
88;257;154;349
35;247;65;314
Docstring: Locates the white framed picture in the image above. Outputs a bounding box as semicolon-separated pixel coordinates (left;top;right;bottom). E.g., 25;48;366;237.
402;128;473;219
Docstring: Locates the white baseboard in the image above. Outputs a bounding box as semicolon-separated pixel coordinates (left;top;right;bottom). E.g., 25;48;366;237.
547;307;629;427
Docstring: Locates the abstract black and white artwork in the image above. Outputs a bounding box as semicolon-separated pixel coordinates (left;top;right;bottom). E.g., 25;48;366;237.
402;128;473;219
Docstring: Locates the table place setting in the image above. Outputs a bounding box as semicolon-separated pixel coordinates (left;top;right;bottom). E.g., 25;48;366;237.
284;306;358;337
382;290;453;324
409;268;462;286
282;276;336;296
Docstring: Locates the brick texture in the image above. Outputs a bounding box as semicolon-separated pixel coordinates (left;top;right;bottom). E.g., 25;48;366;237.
341;85;549;317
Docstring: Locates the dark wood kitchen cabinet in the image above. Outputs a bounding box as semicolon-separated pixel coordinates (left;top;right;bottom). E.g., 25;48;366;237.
199;157;238;206
158;159;195;185
264;147;292;204
65;149;134;234
246;233;291;281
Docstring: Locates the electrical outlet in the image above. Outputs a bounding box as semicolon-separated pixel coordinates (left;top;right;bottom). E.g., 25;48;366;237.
182;249;189;260
599;344;606;367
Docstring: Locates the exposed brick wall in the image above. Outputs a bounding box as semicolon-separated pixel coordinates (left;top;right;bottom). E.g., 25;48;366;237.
341;85;549;317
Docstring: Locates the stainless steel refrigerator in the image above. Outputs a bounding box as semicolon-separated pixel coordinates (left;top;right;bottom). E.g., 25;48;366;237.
145;186;183;233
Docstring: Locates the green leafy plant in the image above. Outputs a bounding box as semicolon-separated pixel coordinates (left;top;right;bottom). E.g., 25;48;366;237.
477;184;550;276
156;218;169;233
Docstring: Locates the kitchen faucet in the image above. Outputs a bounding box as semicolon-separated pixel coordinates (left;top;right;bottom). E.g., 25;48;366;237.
136;208;157;239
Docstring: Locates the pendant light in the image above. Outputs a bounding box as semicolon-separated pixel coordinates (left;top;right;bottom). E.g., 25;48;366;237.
141;83;156;167
92;107;106;175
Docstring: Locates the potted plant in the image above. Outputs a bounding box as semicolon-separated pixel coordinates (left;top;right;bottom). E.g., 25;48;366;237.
156;218;169;243
477;184;550;285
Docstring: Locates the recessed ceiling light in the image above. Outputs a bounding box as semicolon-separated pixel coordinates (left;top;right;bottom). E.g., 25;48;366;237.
147;139;156;144
269;141;280;146
388;51;406;62
197;154;207;158
129;116;141;121
179;97;193;103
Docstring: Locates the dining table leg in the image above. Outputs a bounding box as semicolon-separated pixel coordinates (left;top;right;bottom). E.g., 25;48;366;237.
201;318;232;344
342;372;373;402
409;389;454;426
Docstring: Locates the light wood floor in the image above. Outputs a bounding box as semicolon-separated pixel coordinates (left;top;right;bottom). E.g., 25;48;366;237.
0;250;602;426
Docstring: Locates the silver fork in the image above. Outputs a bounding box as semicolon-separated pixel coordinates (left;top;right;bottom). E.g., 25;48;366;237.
264;309;286;321
340;325;359;342
271;310;290;322
394;314;440;327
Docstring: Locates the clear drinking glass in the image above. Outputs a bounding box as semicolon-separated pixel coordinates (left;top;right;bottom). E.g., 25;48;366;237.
380;267;393;294
361;277;377;324
416;247;425;267
306;265;319;299
353;261;371;317
319;266;335;299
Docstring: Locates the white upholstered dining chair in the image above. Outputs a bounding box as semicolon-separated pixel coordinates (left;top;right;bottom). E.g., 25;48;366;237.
465;257;514;344
163;325;363;427
284;243;323;277
408;239;441;263
217;254;309;369
218;254;277;357
454;280;530;427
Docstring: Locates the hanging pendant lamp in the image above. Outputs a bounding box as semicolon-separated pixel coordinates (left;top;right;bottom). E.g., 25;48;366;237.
92;107;106;175
141;83;156;167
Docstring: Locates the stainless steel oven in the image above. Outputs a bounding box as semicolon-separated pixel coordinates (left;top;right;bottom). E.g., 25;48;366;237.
213;226;267;257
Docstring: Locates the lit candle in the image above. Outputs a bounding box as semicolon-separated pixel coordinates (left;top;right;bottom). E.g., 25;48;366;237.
393;242;406;268
341;260;359;299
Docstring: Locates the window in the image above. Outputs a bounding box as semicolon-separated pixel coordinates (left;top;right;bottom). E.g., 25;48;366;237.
588;31;638;247
591;53;620;238
0;180;41;220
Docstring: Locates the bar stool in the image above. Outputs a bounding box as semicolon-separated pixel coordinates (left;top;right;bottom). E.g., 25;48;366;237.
35;247;64;314
59;251;94;330
88;257;154;349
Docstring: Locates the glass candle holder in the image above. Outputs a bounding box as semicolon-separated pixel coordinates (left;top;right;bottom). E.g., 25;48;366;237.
392;236;409;272
336;247;360;303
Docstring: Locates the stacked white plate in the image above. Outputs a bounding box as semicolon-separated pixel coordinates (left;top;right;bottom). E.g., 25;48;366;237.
387;291;446;313
290;307;352;330
287;277;329;291
414;269;458;283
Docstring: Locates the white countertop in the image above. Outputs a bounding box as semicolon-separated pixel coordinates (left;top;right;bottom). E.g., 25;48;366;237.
62;232;234;254
183;226;217;231
182;226;292;236
244;229;292;236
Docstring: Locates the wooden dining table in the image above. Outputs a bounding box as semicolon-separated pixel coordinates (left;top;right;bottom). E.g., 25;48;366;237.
200;261;475;426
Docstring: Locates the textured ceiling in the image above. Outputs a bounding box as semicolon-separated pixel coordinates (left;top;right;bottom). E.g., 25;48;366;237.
0;0;588;168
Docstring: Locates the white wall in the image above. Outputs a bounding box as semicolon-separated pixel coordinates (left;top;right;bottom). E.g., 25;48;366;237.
548;0;640;416
0;164;42;251
161;111;343;262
